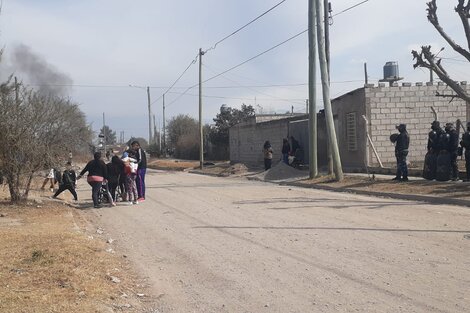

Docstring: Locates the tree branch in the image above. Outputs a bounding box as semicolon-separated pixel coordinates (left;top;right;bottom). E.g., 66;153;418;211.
413;45;470;102
456;0;470;52
427;0;470;61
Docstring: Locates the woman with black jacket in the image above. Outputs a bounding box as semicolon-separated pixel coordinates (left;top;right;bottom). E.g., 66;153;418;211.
107;156;124;201
78;152;108;208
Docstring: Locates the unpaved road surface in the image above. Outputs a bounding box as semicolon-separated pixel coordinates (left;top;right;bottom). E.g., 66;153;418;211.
78;170;470;313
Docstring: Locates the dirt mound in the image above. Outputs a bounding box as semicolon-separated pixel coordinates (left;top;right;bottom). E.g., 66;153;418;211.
253;162;308;182
220;163;248;176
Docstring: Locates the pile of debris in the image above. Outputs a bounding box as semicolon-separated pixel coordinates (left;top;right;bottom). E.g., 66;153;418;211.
252;162;308;182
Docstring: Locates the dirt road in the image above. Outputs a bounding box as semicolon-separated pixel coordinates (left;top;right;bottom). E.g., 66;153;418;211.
78;170;470;313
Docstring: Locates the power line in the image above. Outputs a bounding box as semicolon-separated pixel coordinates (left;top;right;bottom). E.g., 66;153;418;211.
332;0;370;17
165;90;306;102
167;29;307;107
204;0;289;53
204;29;308;84
151;53;200;105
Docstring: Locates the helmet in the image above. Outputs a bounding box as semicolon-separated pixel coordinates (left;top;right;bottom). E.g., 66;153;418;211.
390;133;399;143
396;123;406;132
431;120;440;129
445;122;454;132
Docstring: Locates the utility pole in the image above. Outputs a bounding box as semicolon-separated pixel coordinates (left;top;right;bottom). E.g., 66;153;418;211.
14;76;19;106
103;112;107;155
315;0;343;181
199;48;205;169
324;0;334;176
147;86;152;146
163;94;166;156
364;62;368;85
308;0;318;178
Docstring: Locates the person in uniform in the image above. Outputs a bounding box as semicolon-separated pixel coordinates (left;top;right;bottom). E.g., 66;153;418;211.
427;121;444;153
460;122;470;181
445;123;460;181
390;124;410;181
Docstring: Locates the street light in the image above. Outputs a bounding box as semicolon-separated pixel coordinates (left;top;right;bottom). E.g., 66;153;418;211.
129;84;152;145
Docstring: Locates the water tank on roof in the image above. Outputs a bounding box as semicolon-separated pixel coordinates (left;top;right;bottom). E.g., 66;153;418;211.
383;61;399;80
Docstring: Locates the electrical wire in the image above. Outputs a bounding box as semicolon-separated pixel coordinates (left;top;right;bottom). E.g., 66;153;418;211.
151;53;200;105
204;0;288;53
332;0;370;17
166;29;308;107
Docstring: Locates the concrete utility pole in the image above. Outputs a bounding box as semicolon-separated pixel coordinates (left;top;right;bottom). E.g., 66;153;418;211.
324;0;334;176
308;0;318;179
163;94;166;155
364;62;368;85
147;86;152;146
199;48;205;169
315;0;343;181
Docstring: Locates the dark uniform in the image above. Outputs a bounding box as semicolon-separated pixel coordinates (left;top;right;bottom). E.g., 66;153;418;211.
445;123;459;180
391;124;410;181
427;121;445;153
460;122;470;181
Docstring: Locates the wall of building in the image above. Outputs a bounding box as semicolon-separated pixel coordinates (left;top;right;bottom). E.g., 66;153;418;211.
365;82;469;167
331;88;368;169
229;117;290;166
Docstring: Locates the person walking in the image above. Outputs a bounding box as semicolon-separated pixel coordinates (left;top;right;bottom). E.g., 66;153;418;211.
52;162;78;201
131;141;147;201
460;122;470;182
390;124;410;181
77;152;108;208
41;168;57;192
281;138;290;165
262;140;273;171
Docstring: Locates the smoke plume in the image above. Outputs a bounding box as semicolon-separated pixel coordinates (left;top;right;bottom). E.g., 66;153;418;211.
11;44;73;96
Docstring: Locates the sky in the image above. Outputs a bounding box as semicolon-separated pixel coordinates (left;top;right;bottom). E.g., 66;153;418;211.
1;0;469;142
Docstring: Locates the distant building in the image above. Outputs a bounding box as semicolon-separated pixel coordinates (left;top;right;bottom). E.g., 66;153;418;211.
229;82;470;169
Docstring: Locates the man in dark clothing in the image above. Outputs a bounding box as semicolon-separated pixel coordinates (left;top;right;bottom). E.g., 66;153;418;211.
445;123;460;180
132;141;147;201
53;162;78;201
460;122;470;181
391;124;410;181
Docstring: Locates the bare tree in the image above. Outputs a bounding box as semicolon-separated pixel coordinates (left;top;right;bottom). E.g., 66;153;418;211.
0;80;92;202
412;0;470;102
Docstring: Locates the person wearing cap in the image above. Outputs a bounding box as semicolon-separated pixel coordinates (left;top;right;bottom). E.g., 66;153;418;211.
460;122;470;181
52;162;78;201
445;123;460;181
390;123;410;181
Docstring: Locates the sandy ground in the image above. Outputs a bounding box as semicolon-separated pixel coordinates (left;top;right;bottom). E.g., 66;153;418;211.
77;170;470;313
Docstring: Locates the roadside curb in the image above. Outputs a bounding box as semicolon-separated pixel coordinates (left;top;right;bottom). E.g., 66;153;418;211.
187;170;224;177
280;181;470;208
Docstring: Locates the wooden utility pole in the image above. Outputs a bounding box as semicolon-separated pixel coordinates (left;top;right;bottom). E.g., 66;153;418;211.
199;48;205;169
315;0;343;181
163;94;166;155
103;112;107;155
147;86;152;146
308;0;318;179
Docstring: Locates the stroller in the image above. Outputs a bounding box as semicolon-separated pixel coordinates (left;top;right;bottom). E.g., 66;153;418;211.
97;181;114;205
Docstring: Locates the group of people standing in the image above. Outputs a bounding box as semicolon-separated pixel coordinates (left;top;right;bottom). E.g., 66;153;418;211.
51;140;147;208
262;136;302;171
391;120;470;182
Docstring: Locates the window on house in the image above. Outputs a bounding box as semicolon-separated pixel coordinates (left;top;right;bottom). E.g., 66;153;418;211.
346;112;357;151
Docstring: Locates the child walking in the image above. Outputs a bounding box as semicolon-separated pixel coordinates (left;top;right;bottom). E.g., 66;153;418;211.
122;152;138;205
52;162;78;201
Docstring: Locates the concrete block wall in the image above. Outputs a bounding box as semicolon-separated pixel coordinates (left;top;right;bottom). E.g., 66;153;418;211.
365;82;469;167
229;119;289;166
